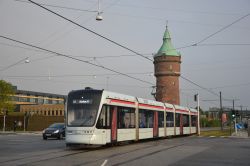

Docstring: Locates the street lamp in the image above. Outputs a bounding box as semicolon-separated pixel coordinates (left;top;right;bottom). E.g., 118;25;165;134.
1;57;30;132
0;57;30;72
96;0;103;21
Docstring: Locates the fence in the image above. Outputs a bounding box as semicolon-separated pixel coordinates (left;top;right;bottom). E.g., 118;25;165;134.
0;115;64;131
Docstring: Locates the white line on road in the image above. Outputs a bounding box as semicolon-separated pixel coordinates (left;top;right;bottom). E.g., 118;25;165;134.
101;159;108;166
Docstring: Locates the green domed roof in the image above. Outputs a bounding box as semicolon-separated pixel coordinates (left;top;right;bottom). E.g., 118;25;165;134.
155;26;180;57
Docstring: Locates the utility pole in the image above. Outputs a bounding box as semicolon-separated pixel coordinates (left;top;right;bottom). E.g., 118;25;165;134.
197;94;200;136
220;92;223;131
233;99;237;134
240;105;243;122
194;94;200;136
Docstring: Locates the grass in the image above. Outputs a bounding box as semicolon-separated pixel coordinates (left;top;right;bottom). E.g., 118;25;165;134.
200;129;231;137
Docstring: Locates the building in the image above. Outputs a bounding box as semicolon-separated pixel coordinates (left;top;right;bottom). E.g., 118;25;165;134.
154;26;181;105
12;87;66;116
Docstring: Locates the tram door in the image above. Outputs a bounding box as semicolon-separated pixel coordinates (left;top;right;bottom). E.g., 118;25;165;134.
153;111;158;137
111;106;117;142
180;114;183;135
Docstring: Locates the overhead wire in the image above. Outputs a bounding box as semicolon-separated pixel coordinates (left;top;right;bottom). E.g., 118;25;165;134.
10;0;250;106
27;0;250;103
0;35;154;86
2;71;153;78
195;13;250;45
27;0;153;62
0;57;29;72
15;0;98;13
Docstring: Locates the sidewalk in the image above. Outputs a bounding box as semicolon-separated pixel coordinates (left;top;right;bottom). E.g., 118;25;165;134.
230;130;249;138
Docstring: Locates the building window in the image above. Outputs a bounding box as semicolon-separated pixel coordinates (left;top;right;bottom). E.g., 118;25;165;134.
169;65;173;70
19;97;28;102
58;100;64;104
52;100;58;104
52;111;54;116
44;99;49;104
38;97;43;104
48;111;50;116
60;110;62;116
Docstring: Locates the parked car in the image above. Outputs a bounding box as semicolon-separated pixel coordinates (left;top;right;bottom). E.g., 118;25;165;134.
42;123;65;140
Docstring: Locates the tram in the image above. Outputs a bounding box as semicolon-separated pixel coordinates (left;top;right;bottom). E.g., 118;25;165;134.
65;88;198;146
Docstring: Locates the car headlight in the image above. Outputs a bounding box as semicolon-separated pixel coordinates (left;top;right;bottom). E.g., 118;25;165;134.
53;129;59;134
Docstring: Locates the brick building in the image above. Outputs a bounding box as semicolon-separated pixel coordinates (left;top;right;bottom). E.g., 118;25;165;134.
154;26;181;105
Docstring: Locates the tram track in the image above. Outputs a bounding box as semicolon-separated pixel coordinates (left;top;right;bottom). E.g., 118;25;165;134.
0;148;92;166
73;137;228;166
73;139;190;166
1;137;225;166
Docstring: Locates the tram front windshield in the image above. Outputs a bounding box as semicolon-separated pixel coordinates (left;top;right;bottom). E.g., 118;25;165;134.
67;90;102;127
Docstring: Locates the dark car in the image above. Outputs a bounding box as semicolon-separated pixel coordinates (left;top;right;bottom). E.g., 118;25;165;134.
42;123;65;140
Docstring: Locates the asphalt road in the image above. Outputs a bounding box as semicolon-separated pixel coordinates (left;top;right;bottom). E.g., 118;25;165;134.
0;134;250;166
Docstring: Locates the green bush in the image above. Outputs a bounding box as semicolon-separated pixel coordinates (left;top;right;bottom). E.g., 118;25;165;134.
208;119;220;127
200;118;221;127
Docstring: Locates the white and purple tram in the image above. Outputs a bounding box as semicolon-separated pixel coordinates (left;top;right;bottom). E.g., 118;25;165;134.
66;88;198;146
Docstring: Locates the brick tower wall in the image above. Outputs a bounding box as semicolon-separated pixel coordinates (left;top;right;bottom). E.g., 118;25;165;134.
154;56;181;105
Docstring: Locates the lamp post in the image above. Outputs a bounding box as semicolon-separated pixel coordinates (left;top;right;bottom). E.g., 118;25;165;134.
0;57;30;132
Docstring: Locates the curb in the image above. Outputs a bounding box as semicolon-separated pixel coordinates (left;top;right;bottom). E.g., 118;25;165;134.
0;131;42;135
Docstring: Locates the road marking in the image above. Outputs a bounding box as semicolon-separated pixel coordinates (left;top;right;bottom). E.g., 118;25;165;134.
101;159;108;166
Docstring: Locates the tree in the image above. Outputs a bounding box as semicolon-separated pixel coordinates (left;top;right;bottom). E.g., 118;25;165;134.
0;80;15;114
195;106;204;115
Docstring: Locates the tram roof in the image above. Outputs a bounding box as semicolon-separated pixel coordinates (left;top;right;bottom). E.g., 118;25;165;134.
104;90;136;102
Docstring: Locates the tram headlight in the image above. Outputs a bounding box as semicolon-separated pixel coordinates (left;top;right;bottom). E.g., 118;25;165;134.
53;129;59;134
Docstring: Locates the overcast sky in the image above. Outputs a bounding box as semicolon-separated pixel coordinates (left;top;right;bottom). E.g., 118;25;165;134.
0;0;249;110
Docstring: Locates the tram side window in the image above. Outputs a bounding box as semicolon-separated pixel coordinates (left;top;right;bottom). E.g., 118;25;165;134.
166;112;174;127
183;114;190;127
191;115;197;127
175;113;180;127
117;107;135;129
96;105;111;129
139;109;154;128
158;111;164;127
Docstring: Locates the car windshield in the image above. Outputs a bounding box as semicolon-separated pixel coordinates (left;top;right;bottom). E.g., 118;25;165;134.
49;123;64;128
67;90;102;127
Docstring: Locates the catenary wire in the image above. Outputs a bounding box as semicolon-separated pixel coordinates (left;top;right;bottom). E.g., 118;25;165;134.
26;0;222;99
15;1;249;103
28;0;153;62
0;35;154;86
25;0;235;101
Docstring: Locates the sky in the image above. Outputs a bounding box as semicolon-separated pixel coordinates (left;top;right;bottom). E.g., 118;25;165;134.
0;0;249;111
